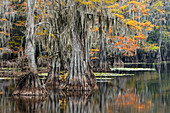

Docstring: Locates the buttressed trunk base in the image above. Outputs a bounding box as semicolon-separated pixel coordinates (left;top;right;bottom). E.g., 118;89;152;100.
66;10;97;91
13;72;47;96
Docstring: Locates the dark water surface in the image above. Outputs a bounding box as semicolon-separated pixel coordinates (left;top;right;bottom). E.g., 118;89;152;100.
0;62;170;113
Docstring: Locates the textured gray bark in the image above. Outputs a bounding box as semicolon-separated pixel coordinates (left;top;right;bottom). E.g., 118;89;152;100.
13;0;48;96
25;0;37;71
157;14;163;61
67;4;97;90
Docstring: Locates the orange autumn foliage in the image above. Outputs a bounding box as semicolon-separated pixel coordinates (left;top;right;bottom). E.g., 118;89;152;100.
91;49;99;52
134;34;146;40
0;48;5;50
0;18;8;21
5;11;17;15
112;35;143;56
91;57;99;60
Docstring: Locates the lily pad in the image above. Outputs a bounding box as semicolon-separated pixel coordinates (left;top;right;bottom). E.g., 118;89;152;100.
124;61;170;65
96;78;113;80
94;73;134;77
96;77;114;83
110;68;156;71
38;73;48;76
2;68;17;70
0;77;15;80
96;80;111;83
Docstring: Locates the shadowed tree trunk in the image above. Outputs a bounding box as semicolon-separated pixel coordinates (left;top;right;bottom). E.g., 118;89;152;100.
98;14;107;71
44;2;71;87
97;8;110;72
66;5;97;90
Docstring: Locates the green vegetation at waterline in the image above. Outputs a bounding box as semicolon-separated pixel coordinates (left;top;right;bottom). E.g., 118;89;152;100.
38;73;48;76
0;72;134;80
124;61;170;65
0;77;15;80
94;73;134;77
96;78;113;80
110;68;156;71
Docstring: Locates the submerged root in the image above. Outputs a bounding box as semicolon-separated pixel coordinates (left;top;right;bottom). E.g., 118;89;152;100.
13;72;48;96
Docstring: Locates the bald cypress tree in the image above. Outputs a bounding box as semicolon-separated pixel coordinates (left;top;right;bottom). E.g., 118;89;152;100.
66;3;97;90
13;0;47;96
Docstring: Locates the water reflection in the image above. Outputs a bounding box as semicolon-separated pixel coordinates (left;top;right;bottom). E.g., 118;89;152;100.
14;90;94;113
94;81;153;113
14;95;47;113
0;62;170;113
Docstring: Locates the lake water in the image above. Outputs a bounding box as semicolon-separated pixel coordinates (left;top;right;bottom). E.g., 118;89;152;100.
0;62;170;113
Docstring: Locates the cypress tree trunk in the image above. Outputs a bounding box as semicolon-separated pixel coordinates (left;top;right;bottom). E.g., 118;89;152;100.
13;0;47;96
97;10;110;72
25;0;37;71
157;14;162;61
66;6;97;90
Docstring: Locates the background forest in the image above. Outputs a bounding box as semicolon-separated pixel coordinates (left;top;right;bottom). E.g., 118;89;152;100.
0;0;169;64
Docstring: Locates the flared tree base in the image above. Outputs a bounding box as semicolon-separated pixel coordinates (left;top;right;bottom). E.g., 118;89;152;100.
13;72;47;96
46;77;97;91
65;75;98;91
45;74;67;90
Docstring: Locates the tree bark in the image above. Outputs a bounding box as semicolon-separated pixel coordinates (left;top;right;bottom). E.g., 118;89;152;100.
66;5;97;90
157;14;162;61
25;0;37;72
13;0;47;96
